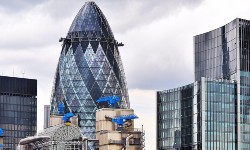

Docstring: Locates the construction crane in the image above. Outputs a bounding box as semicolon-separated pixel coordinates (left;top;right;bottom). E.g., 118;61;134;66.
62;112;74;126
111;114;138;130
0;128;3;136
0;128;3;148
58;102;65;115
96;96;120;108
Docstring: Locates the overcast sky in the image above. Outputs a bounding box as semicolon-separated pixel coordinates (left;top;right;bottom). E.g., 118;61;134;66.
1;0;250;149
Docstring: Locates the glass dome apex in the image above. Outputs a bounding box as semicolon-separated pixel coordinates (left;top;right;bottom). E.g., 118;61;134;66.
68;1;114;39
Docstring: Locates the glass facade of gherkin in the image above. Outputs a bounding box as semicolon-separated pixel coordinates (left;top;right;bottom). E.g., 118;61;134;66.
50;1;129;145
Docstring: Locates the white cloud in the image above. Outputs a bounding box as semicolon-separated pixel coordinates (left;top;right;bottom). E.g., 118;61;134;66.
0;7;71;49
117;12;195;90
98;0;204;33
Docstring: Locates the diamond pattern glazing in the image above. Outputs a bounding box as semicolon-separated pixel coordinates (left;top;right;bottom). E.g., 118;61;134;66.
50;1;129;146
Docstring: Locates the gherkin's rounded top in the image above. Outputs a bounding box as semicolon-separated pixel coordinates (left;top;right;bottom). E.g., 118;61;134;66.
68;1;114;39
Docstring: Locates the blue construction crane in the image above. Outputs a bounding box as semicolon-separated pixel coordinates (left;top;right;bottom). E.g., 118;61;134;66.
0;128;3;136
58;102;65;115
112;114;138;126
96;96;120;108
62;112;74;123
0;128;3;148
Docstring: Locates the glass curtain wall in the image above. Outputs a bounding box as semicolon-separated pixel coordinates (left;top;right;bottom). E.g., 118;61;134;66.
202;78;236;150
157;78;236;150
158;18;250;150
239;19;250;150
194;19;237;81
157;83;197;150
194;18;250;150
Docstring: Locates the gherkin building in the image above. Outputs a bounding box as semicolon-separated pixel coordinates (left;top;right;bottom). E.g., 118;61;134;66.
50;1;129;144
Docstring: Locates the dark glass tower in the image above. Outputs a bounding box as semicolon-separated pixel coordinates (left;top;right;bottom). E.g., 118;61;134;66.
50;1;129;146
157;83;195;150
0;76;37;150
194;18;250;150
194;19;237;81
157;18;250;150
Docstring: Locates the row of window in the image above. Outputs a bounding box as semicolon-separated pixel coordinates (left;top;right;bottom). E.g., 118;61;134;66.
0;124;36;131
195;36;237;52
195;58;237;72
195;20;237;44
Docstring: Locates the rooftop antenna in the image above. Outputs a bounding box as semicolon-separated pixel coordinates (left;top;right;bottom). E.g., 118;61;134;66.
22;70;25;78
13;68;14;77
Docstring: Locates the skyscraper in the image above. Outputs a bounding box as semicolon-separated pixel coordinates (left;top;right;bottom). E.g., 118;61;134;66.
50;1;129;146
157;18;250;150
0;76;37;150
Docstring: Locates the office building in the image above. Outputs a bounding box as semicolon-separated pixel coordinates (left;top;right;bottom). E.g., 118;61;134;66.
157;18;250;150
0;76;37;150
157;78;236;150
50;1;130;148
194;18;250;150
